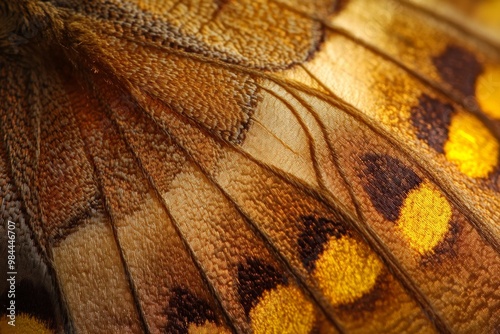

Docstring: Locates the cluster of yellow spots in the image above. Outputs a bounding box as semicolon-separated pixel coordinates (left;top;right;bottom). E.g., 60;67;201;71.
444;112;499;178
250;284;315;334
313;236;383;306
476;65;500;120
0;314;52;334
398;181;452;255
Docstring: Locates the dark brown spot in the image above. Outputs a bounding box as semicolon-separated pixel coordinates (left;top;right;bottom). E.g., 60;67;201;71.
164;287;218;334
298;215;349;272
360;154;422;221
433;45;483;97
410;94;455;153
237;258;287;316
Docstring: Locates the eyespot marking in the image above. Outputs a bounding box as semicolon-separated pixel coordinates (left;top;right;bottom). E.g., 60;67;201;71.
361;154;422;221
444;112;499;178
164;287;219;334
298;215;348;272
361;154;453;254
237;258;314;333
410;94;499;178
237;258;287;316
298;216;383;306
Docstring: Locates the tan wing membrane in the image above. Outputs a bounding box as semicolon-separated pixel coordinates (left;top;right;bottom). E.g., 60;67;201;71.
52;210;144;333
1;0;500;333
71;75;232;333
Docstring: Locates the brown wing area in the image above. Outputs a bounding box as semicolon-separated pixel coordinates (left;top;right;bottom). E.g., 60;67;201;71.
1;53;145;334
61;0;326;69
0;125;69;333
0;63;46;246
65;74;233;333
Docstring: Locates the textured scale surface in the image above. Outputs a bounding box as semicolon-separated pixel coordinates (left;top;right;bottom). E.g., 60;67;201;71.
0;0;499;333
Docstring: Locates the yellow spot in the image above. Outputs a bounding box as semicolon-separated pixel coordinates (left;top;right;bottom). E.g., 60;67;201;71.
398;182;452;254
444;112;499;178
0;314;52;334
313;236;383;306
250;284;315;334
475;0;500;30
476;65;500;119
188;321;231;334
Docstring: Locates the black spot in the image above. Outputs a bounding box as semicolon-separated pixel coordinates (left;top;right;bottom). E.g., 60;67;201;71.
164;287;218;334
361;154;422;221
298;215;349;272
0;279;57;329
410;94;455;153
237;258;287;316
433;45;483;97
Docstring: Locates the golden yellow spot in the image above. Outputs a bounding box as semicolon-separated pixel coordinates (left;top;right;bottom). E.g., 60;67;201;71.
398;182;452;255
188;321;231;334
313;236;383;306
476;65;500;119
250;284;315;334
475;0;500;30
0;314;52;334
444;112;499;178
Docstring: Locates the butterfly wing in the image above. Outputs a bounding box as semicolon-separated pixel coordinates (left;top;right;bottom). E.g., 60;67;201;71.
1;0;499;333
